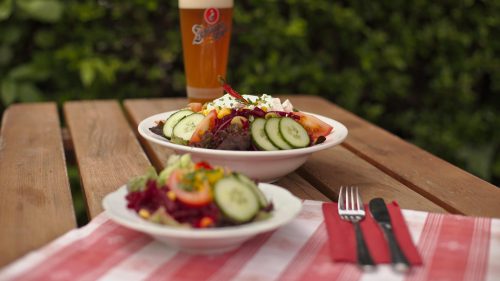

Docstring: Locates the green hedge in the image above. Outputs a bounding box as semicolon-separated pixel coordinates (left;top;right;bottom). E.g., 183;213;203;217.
1;0;499;185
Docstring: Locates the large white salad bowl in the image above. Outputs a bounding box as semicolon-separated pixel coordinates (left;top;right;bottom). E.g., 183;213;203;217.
138;111;348;182
102;183;302;254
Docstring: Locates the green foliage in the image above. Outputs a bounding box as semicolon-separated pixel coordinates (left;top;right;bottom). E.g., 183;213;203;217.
16;0;64;22
67;165;87;226
0;0;499;185
0;0;182;106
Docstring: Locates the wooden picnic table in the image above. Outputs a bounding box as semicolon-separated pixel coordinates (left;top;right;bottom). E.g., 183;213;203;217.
1;96;499;268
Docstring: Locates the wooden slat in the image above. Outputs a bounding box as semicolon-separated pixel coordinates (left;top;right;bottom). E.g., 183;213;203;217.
64;101;152;218
0;103;76;267
297;146;446;213
123;99;330;201
275;173;330;202
288;95;500;217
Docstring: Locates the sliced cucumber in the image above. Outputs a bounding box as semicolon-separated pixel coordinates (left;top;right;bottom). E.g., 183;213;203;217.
171;113;204;144
279;117;310;148
235;173;268;208
265;118;293;150
214;176;260;223
251;118;279;151
163;110;193;139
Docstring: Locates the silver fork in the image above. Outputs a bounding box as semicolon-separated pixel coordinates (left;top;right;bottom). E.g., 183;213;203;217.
338;186;375;270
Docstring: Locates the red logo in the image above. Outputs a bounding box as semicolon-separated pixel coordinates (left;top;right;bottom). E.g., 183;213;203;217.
204;7;219;25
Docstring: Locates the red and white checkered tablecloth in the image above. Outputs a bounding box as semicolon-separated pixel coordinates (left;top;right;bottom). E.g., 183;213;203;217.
1;200;499;281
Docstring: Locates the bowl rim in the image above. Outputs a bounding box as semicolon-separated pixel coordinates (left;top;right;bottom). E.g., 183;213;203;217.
137;110;348;157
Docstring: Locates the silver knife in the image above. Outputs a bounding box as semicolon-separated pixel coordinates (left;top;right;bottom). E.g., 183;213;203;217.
369;198;410;272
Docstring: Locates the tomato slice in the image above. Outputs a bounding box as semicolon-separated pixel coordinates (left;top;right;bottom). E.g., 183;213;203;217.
168;169;212;207
294;112;333;142
189;109;217;144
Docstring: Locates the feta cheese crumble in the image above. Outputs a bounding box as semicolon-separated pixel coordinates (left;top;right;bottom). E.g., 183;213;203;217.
205;94;294;112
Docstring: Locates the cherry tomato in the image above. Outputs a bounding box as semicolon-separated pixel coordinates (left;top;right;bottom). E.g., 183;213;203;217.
168;169;212;207
195;161;213;170
189;109;217;144
293;112;333;142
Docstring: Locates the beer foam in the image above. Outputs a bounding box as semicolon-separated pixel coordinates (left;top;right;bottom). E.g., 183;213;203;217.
179;0;233;9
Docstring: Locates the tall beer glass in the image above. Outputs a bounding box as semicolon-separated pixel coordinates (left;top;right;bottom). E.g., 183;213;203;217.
179;0;233;103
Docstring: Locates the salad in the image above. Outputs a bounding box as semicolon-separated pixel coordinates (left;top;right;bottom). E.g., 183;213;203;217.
126;154;273;228
149;80;333;151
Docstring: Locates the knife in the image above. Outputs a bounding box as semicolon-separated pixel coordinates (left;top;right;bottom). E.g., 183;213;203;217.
369;198;410;272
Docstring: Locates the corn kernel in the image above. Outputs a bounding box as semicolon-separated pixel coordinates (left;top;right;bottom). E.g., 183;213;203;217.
199;217;214;228
217;108;232;119
262;106;268;111
207;170;224;184
167;191;176;201
139;209;150;218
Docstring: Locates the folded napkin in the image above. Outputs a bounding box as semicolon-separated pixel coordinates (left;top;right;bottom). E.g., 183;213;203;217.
322;201;422;265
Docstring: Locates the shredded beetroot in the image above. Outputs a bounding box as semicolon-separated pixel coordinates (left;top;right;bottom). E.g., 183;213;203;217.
212;108;268;134
237;108;266;118
269;111;300;120
126;180;221;228
126;180;173;212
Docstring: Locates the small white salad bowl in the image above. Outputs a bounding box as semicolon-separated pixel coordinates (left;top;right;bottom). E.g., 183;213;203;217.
138;111;348;182
102;183;302;254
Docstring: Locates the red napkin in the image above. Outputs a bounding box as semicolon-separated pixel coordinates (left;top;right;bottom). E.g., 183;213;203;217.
322;201;422;265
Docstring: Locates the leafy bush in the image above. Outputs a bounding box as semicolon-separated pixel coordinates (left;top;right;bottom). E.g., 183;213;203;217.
1;0;499;185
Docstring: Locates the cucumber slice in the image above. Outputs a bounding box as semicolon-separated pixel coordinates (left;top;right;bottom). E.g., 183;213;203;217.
279;117;310;148
171;113;204;144
235;173;268;208
163;110;193;139
214;176;260;223
265;118;293;150
251;118;279;151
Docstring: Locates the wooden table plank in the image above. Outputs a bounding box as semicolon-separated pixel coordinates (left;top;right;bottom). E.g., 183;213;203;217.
288;95;500;217
297;146;446;213
275;173;330;202
0;103;76;267
123;98;330;201
64;101;153;218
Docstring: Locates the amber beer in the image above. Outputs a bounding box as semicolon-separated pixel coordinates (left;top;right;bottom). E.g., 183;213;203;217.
179;0;233;103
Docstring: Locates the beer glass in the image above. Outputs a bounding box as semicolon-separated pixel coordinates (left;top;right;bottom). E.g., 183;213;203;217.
179;0;233;103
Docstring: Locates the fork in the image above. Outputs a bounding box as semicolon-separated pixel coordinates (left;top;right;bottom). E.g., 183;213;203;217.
338;186;375;269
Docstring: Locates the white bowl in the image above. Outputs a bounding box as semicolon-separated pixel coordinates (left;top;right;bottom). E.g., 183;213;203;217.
102;183;302;254
138;111;348;182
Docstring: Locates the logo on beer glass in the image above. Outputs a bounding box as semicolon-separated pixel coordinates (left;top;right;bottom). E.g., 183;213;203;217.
192;7;226;45
204;8;219;25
